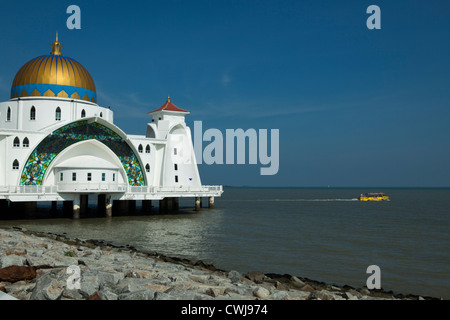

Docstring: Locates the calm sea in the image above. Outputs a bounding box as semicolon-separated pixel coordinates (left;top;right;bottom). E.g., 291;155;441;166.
1;187;449;299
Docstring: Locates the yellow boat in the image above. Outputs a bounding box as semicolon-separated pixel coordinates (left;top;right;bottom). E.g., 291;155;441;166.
359;192;389;201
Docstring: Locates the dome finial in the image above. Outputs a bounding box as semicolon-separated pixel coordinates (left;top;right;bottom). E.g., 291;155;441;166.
50;32;62;55
167;95;171;103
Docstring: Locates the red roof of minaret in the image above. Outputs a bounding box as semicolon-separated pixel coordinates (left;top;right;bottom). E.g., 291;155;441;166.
148;96;189;114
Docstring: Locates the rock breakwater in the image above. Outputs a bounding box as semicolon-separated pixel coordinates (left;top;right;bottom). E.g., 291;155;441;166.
0;227;439;300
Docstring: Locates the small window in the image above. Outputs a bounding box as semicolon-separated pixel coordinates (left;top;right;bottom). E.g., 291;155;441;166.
175;175;178;183
60;172;64;181
100;112;103;118
174;148;177;155
87;173;92;181
145;164;150;173
112;173;115;182
72;173;77;181
13;137;20;147
30;106;36;120
55;107;61;121
7;107;11;121
138;144;143;153
146;145;150;153
23;137;29;148
174;164;178;171
81;109;86;118
12;159;19;170
102;173;106;181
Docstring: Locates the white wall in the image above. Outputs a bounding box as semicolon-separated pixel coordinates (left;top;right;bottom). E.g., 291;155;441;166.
0;97;113;132
162;124;201;187
4;132;47;186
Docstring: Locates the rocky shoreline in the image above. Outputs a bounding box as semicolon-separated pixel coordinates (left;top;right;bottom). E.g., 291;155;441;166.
0;226;440;300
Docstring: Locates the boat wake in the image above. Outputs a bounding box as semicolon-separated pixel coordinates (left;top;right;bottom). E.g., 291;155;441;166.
224;198;360;202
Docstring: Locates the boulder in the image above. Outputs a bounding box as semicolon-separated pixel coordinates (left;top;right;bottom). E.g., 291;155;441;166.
308;290;334;300
205;287;223;298
300;284;315;292
30;272;65;300
245;271;267;283
0;266;36;283
227;270;242;283
253;286;270;299
0;255;27;268
118;289;155;300
290;276;306;287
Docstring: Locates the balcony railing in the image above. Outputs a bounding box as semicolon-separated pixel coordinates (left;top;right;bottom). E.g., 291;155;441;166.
0;184;223;195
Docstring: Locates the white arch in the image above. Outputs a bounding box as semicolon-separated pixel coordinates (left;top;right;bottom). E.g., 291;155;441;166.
42;139;128;187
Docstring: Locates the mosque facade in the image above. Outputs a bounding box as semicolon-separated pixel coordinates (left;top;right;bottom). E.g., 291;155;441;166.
0;36;222;217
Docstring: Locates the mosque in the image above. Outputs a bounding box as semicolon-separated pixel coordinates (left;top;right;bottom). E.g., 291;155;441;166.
0;36;222;218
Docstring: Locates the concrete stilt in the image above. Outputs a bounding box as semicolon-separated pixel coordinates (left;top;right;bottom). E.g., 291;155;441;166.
195;197;201;211
128;200;136;215
159;198;168;213
73;196;81;219
97;195;106;216
50;201;58;217
80;195;89;216
173;198;179;211
105;196;112;218
208;196;214;209
63;201;73;217
0;199;8;213
142;200;152;214
166;198;174;211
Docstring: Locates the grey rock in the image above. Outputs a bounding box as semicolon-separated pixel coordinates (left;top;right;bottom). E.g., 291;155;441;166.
30;272;65;300
359;288;371;295
62;287;84;300
286;290;310;300
343;291;358;300
0;254;27;268
194;293;214;300
153;291;173;300
115;277;154;294
98;288;119;300
270;291;289;300
344;289;362;299
308;290;334;300
227;270;242;283
4;282;35;300
253;286;270;299
205;287;223;298
118;289;155;300
79;272;100;298
98;270;124;286
290;276;306;287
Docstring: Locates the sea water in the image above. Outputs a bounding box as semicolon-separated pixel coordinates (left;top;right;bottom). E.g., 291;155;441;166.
1;187;449;298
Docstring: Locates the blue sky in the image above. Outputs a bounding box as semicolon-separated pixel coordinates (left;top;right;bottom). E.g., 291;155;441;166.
1;0;450;187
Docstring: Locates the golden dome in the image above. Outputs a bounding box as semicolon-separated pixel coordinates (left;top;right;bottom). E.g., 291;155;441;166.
11;35;97;103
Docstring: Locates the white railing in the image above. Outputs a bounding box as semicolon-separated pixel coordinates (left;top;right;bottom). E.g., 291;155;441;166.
0;184;223;195
56;183;128;192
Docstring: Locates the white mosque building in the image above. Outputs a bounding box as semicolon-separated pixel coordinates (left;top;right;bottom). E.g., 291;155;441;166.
0;36;222;218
